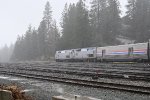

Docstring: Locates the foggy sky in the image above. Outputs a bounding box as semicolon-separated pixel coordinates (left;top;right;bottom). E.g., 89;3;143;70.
0;0;127;48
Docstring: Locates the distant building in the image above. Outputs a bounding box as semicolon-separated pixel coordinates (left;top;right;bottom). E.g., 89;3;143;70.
116;35;135;44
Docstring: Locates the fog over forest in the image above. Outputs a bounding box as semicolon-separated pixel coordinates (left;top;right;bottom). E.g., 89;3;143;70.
0;0;150;62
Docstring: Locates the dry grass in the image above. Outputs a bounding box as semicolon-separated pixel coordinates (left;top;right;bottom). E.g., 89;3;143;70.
0;84;33;100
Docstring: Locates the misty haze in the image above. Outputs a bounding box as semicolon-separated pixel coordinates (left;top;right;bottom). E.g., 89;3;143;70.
0;0;150;100
0;0;149;62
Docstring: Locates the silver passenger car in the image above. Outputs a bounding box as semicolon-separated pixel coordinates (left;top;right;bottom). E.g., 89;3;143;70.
55;42;150;62
96;43;149;62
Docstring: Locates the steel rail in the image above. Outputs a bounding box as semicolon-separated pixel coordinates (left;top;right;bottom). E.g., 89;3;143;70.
0;71;150;95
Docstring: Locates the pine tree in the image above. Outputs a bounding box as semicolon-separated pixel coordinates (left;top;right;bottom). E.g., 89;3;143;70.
126;0;150;42
59;3;69;49
105;0;121;44
60;3;77;49
0;45;10;62
24;25;33;60
38;1;59;59
90;0;107;46
43;1;52;29
11;35;24;61
75;0;91;48
31;28;39;59
11;1;59;61
38;20;47;59
51;20;60;52
90;0;121;46
47;20;60;57
60;0;91;49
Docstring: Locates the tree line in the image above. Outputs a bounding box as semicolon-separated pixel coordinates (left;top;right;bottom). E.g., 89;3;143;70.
1;0;150;62
0;44;13;62
11;2;60;61
123;0;150;42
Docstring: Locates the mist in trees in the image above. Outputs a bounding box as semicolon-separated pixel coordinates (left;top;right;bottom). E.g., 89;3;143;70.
90;0;121;46
10;0;150;61
0;44;14;62
60;0;91;49
123;0;150;42
11;1;60;61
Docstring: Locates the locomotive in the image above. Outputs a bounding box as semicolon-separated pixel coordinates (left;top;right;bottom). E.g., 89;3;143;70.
55;42;150;62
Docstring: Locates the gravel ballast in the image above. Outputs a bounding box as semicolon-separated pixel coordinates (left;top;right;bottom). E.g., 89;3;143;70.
0;74;150;100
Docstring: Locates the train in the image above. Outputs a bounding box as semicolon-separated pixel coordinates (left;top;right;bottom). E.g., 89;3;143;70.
55;42;150;62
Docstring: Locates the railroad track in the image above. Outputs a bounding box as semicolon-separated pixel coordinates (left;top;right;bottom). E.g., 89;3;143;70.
1;70;150;94
1;62;150;94
1;66;150;82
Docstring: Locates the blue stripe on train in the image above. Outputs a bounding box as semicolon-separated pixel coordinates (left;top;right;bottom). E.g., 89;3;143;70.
111;52;128;54
110;51;146;55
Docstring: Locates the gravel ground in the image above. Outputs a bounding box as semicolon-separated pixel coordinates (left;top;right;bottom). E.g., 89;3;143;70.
0;74;150;100
2;67;150;87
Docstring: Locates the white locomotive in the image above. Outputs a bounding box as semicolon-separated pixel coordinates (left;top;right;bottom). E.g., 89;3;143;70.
55;42;150;62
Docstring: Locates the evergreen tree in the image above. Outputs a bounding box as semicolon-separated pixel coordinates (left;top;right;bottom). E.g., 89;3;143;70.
0;45;9;62
11;35;24;61
90;0;106;46
24;25;33;60
38;20;47;59
38;1;59;59
38;1;53;59
60;3;77;49
46;20;60;57
60;3;69;49
51;20;60;53
60;0;91;49
11;1;59;61
105;0;121;44
90;0;121;46
126;0;150;42
31;28;39;59
12;26;39;61
43;1;52;29
75;0;91;48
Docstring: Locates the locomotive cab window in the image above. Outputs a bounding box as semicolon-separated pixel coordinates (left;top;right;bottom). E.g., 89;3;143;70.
76;49;81;52
87;48;94;51
88;54;94;57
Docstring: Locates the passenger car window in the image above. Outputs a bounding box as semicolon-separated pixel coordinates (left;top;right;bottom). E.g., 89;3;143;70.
102;50;106;57
128;47;133;56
